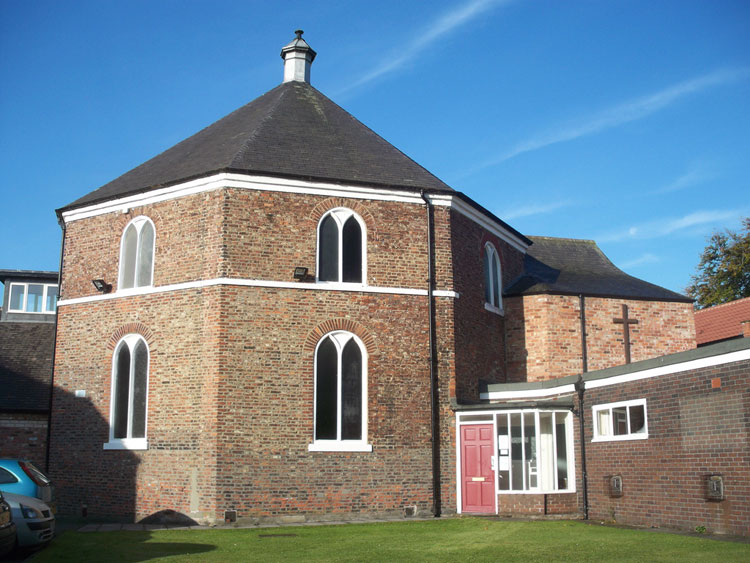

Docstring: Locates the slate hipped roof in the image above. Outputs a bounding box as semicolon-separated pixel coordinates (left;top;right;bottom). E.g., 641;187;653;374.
505;236;693;302
61;81;454;211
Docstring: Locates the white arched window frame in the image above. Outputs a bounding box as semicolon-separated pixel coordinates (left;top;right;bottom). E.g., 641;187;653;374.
104;334;150;450
308;331;372;452
316;208;367;285
118;216;155;291
483;242;503;314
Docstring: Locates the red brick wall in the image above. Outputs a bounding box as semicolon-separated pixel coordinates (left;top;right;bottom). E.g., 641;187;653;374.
449;211;526;400
61;192;225;300
496;493;578;515
506;295;695;382
585;355;750;536
52;187;494;522
0;413;48;468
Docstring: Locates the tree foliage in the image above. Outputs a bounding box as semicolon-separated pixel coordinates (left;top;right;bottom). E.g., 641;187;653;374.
686;217;750;309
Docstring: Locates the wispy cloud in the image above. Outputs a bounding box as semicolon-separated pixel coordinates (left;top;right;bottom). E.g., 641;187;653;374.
653;161;716;194
619;253;660;269
500;200;572;220
477;67;750;168
339;0;510;94
596;209;742;243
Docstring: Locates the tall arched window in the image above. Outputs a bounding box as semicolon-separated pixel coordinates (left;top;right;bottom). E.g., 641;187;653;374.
483;243;503;312
118;217;155;290
317;209;365;283
104;334;149;450
309;331;371;452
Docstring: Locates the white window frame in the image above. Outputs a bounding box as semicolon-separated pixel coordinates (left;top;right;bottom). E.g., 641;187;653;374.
483;242;503;315
7;282;58;314
493;410;575;494
104;334;149;450
591;398;648;442
118;216;155;291
308;331;372;452
315;208;367;286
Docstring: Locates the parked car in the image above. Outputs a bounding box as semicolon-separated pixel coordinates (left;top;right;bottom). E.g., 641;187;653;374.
2;493;54;549
0;491;17;557
0;459;54;506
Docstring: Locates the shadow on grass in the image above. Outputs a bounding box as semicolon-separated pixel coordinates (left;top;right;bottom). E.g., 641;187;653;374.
32;530;216;562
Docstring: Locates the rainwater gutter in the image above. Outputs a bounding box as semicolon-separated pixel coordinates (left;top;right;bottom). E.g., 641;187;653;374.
420;189;441;517
577;293;589;520
45;216;66;473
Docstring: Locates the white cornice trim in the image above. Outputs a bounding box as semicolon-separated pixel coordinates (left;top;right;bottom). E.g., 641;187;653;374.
447;197;528;252
58;277;459;307
480;384;576;401
583;348;750;390
60;173;529;252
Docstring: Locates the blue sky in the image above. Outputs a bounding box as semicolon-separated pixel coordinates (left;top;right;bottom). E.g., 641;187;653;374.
1;0;748;295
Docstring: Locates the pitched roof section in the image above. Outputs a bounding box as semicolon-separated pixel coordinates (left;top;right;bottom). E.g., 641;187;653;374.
0;322;55;412
62;81;454;211
505;236;692;302
694;296;750;345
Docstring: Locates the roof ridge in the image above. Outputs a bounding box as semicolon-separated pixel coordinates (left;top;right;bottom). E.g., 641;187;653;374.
694;296;750;315
228;83;289;168
528;235;597;244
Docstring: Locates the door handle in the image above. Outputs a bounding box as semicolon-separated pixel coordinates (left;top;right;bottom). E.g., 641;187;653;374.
490;456;496;471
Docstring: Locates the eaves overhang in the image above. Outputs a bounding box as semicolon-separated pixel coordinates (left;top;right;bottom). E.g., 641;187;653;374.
503;288;694;304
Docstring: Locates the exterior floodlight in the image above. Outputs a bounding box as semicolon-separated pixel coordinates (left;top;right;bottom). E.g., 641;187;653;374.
293;267;308;280
92;279;112;293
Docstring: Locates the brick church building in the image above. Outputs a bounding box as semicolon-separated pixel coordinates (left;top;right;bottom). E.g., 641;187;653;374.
48;32;749;534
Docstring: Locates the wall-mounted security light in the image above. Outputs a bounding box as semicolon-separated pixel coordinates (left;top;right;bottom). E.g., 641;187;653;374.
293;267;309;281
92;279;112;293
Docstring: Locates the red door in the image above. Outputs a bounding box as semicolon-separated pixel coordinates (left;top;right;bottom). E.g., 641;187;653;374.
461;424;495;513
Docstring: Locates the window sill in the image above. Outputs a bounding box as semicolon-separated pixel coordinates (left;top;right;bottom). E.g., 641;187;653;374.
103;438;148;450
591;433;648;443
308;441;373;452
115;285;154;296
484;302;504;316
314;281;368;290
7;310;55;315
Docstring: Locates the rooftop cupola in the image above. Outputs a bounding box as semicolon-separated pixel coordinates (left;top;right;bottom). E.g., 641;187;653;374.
280;30;317;84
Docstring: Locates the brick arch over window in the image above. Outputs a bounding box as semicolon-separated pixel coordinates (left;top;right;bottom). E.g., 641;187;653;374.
304;319;375;353
107;322;155;351
308;198;378;241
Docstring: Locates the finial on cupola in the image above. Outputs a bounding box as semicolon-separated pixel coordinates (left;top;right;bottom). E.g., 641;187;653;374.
280;29;317;84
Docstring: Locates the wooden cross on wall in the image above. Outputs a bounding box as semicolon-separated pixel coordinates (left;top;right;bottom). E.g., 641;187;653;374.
613;304;639;364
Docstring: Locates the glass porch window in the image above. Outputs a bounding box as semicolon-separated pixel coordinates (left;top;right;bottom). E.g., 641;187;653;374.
497;411;571;492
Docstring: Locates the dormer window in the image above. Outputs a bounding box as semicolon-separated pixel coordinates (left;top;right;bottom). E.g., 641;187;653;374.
8;283;58;313
118;217;155;290
317;209;365;284
483;243;503;314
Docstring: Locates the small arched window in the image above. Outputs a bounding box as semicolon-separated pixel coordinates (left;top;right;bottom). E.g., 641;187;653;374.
105;334;149;450
119;217;155;290
317;209;365;284
483;243;503;312
310;331;371;452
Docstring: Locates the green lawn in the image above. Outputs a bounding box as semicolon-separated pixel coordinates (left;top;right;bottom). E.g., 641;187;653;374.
32;518;749;562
